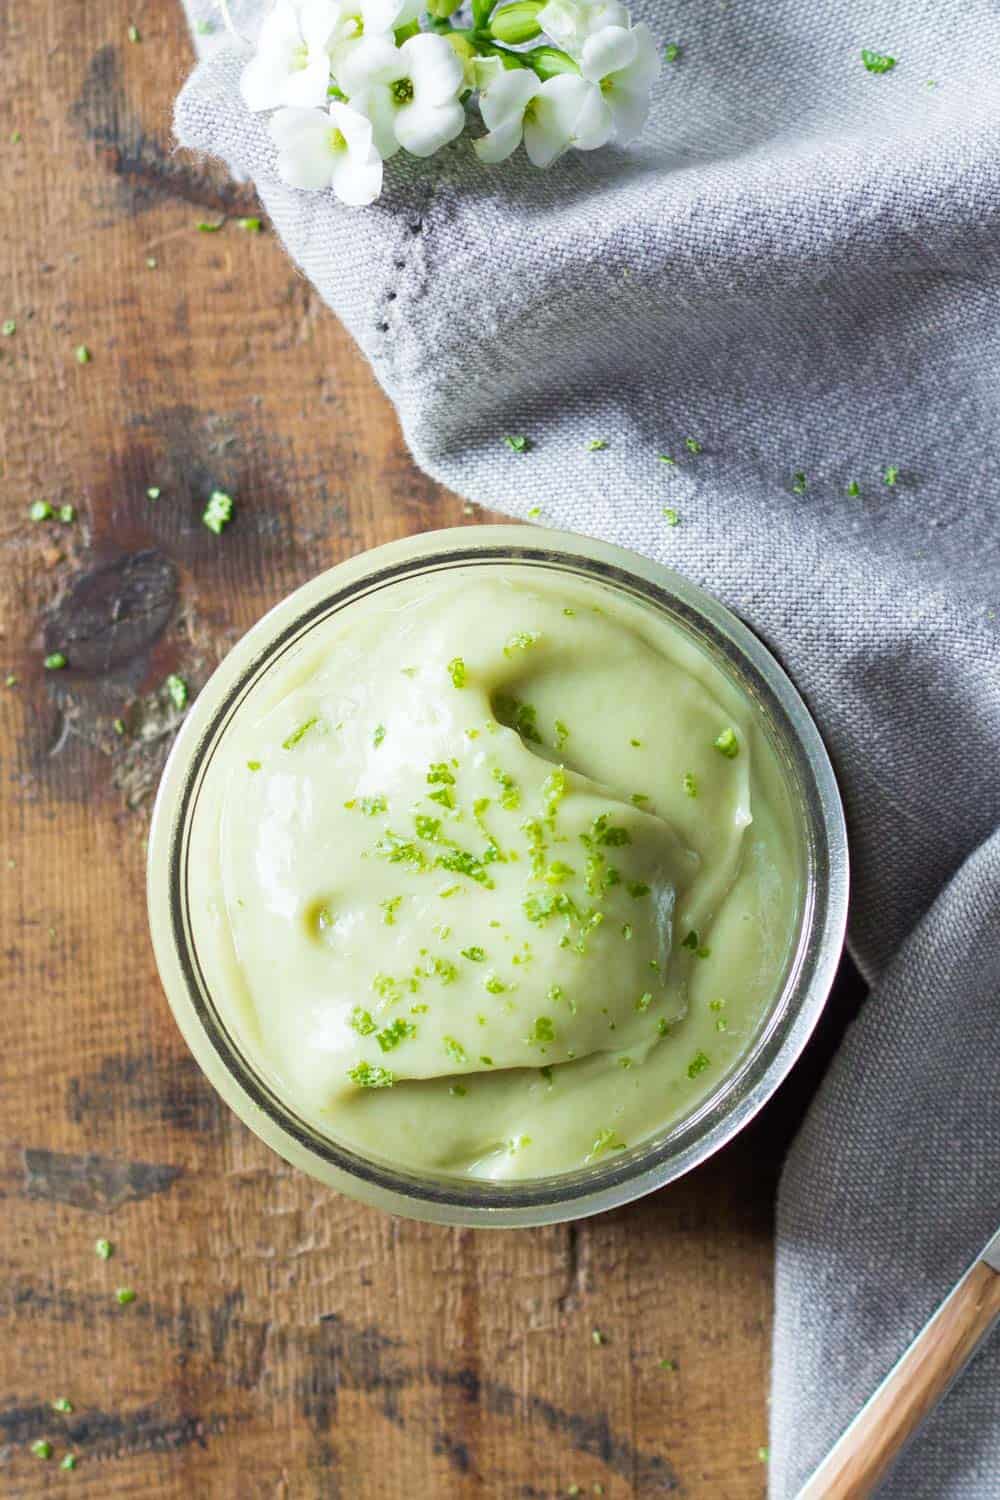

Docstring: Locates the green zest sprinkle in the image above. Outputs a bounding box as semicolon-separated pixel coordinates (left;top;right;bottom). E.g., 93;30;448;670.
588;1127;626;1159
44;652;67;671
758;1446;770;1462
592;1328;605;1345
1;319;15;336
377;1018;416;1052
74;345;91;364
30;500;53;521
95;1238;113;1259
635;991;653;1012
484;973;507;994
373;723;386;747
553;718;570;750
348;1061;394;1088
627;880;650;898
662;507;679;526
862;49;896;74
448;656;467;688
461;946;486;961
146;256;157;268
202;489;234;533
58;504;75;523
792;470;807;494
495;694;541;744
884;464;900;486
165;673;188;711
6;675;17;687
527;505;541;518
687;1050;711;1079
450;1083;467;1097
380;896;402;925
664;41;680;61
527;1015;555;1046
658;453;676;465
246;759;261;771
196;218;225;232
237;217;262;232
480;1054;494;1065
681;929;700;951
61;1454;78;1470
196;17;214;31
31;1440;53;1459
503;630;540;658
282;716;318;750
683;771;697;797
146;486;161;500
714;726;739;758
443;1035;467;1064
349;1008;376;1036
685;437;702;453
52;1397;73;1413
116;1287;136;1305
504;434;528;452
127;21;141;41
847;480;860;497
587;438;608;450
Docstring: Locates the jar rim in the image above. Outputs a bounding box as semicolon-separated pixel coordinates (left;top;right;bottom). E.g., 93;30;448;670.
147;526;848;1227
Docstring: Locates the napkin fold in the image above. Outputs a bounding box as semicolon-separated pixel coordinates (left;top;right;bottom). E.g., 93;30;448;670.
176;2;1000;1491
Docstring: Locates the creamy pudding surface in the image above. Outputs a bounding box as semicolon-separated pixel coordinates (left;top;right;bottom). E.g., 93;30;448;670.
188;565;803;1180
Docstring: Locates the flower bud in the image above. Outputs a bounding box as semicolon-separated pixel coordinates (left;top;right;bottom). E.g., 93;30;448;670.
528;45;579;79
426;0;463;16
489;1;544;44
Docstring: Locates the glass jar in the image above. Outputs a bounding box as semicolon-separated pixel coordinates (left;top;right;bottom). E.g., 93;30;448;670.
147;526;848;1227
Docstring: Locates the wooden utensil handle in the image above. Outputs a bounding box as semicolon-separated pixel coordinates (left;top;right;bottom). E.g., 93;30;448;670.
797;1259;1000;1500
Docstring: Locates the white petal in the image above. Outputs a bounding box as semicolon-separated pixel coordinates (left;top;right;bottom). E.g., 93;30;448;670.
567;75;612;148
255;0;305;51
587;0;629;35
401;33;464;107
241;50;296;111
394;97;465;155
472;54;505;92
580;25;636;83
301;0;340;49
282;53;334;107
605;82;650;143
395;0;423;23
536;0;581;53
361;0;405;34
350;84;401;157
479;68;539;130
618;22;661;90
474;116;524;163
329;99;379;154
338;34;403;91
330;148;383;204
270;107;338;188
523;74;607;166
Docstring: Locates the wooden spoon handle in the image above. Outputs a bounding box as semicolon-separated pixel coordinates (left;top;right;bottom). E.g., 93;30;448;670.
797;1258;1000;1499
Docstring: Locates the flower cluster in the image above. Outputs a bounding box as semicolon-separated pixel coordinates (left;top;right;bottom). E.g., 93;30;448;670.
237;0;660;205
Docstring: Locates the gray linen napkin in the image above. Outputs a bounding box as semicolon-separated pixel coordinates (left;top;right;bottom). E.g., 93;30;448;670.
176;2;1000;1491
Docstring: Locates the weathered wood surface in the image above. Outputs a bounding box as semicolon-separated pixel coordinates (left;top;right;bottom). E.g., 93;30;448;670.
0;6;861;1494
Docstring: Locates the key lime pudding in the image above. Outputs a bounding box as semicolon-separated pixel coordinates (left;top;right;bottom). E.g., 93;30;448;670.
149;528;847;1223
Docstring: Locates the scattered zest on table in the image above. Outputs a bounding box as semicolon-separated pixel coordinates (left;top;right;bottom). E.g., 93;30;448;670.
234;0;662;206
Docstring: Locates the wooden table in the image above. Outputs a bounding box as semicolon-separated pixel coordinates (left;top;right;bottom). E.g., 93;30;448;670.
0;6;861;1494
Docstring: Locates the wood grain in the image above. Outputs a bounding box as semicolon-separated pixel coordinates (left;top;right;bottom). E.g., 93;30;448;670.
0;4;861;1495
797;1260;1000;1500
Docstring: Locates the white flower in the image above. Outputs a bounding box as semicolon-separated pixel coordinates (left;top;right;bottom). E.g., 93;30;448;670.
341;33;465;159
475;68;609;167
327;0;421;78
269;101;383;203
535;0;628;59
579;22;659;143
241;0;340;111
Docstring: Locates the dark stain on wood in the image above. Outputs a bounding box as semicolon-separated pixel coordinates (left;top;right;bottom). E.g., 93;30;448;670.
22;1147;183;1210
307;1314;680;1492
0;1398;232;1459
70;44;260;221
43;550;178;675
66;1052;223;1137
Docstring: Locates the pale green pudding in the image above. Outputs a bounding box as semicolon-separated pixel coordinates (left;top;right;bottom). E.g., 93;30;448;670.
188;565;803;1180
